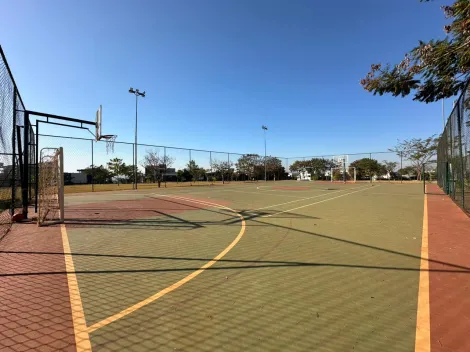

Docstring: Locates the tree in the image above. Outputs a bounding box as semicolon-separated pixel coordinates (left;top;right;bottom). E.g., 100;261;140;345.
289;158;335;180
107;158;127;185
350;158;383;180
399;166;417;179
211;159;233;183
382;161;398;180
361;1;470;103
123;165;143;184
141;149;175;187
390;136;438;180
80;164;112;184
186;160;205;182
264;156;287;180
236;154;262;180
176;170;185;182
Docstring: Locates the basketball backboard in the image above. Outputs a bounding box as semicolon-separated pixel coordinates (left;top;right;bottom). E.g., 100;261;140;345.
334;155;348;166
95;105;102;141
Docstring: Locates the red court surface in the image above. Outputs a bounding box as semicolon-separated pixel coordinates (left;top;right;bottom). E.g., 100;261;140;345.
426;184;470;352
0;223;76;351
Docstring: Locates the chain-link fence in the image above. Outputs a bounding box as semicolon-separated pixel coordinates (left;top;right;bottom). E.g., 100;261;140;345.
437;82;470;212
37;134;293;192
286;151;416;182
0;45;29;238
36;132;429;196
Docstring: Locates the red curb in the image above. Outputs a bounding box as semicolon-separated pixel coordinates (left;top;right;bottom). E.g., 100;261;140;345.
427;184;470;352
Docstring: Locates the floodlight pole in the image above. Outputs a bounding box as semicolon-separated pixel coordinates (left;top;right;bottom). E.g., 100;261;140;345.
129;88;145;189
262;125;268;181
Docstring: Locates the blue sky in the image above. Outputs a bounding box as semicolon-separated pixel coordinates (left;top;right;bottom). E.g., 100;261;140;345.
1;0;451;171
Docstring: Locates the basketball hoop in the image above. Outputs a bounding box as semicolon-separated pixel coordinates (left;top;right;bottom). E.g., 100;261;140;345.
99;135;117;154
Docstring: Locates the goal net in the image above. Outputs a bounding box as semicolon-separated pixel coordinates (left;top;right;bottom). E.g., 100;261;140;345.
38;148;64;226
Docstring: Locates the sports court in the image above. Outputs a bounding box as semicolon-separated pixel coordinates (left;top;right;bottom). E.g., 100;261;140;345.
2;181;437;351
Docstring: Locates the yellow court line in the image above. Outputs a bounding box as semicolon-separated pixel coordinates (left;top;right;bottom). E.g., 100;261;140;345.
61;224;92;352
87;196;246;333
415;192;430;352
263;185;375;217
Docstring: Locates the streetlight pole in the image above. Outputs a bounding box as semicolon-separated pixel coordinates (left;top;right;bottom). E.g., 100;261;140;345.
262;125;268;181
129;87;145;189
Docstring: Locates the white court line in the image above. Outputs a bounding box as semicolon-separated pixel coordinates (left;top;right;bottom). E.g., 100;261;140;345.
257;187;332;193
263;185;377;217
249;188;347;212
219;188;309;199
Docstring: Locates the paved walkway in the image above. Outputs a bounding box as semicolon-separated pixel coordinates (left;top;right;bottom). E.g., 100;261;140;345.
427;184;470;352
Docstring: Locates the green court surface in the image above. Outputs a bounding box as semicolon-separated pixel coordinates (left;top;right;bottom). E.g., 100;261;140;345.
64;181;424;351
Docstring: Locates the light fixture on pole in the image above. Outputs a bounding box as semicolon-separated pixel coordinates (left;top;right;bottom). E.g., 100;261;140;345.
129;87;146;189
262;125;268;181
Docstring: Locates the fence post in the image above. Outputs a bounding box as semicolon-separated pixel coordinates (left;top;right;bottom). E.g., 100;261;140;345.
164;146;166;187
369;153;372;183
11;87;17;215
22;111;30;218
35;120;39;212
132;143;135;189
227;153;232;182
91;140;94;192
456;102;465;207
400;152;403;183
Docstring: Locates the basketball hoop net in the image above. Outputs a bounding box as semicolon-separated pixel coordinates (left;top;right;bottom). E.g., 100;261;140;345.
100;135;117;154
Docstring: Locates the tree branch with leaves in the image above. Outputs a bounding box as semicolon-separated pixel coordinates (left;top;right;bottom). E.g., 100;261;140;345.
390;135;439;180
361;1;470;103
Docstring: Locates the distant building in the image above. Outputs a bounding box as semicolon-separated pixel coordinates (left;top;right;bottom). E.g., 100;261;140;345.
297;170;311;181
64;172;88;184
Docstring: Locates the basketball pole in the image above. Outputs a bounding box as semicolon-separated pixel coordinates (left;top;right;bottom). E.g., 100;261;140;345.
134;93;138;189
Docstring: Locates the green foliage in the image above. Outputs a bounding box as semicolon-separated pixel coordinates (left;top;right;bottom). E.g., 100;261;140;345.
390;135;438;180
350;158;383;179
186;160;206;182
107;158;127;185
176;169;186;182
398;166;417;179
80;164;112;184
236;154;262;179
290;158;335;179
361;0;470;103
211;159;234;183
